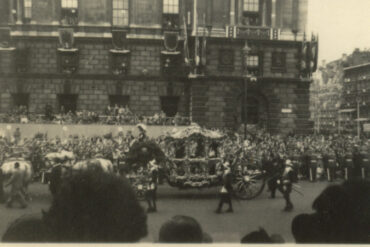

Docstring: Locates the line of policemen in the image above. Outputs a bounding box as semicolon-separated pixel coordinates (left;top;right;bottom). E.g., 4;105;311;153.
294;147;370;182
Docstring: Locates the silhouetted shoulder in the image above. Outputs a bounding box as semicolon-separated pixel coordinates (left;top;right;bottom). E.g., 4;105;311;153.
2;213;54;242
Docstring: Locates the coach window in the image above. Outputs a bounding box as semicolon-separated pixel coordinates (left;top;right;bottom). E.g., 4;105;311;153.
112;0;129;27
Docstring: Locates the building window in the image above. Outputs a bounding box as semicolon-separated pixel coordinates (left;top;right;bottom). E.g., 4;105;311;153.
58;94;78;113
161;96;179;117
163;0;179;14
113;0;129;26
12;93;29;110
246;55;259;67
243;0;259;12
245;54;260;76
109;95;130;107
23;0;32;22
61;0;78;8
61;0;78;25
242;0;260;26
15;48;30;73
218;49;234;71
271;52;286;72
162;0;179;29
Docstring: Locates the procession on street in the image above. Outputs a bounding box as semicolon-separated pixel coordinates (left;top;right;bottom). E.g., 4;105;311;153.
1;0;370;243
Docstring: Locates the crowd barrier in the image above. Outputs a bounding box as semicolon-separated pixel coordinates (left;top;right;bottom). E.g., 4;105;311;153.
0;123;188;139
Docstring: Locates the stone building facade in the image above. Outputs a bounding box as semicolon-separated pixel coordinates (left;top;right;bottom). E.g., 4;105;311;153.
310;49;370;134
0;0;316;134
342;63;370;135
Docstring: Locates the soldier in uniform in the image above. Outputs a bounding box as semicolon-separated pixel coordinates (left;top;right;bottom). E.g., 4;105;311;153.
266;154;284;199
215;161;233;213
360;147;370;179
352;146;363;179
277;159;297;212
308;152;318;182
343;150;354;180
5;162;27;208
301;149;311;180
326;149;337;182
146;159;158;213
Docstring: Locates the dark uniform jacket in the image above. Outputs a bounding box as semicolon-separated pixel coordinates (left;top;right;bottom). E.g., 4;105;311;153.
222;170;233;193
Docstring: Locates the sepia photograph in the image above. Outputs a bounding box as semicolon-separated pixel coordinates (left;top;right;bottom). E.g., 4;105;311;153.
0;0;369;244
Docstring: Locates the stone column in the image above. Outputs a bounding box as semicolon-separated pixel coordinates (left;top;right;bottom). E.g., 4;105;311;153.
9;0;14;24
261;0;266;26
230;0;235;26
16;0;23;24
271;0;276;27
51;0;60;25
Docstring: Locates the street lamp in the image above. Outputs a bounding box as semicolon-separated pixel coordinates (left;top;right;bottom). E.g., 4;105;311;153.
242;42;252;140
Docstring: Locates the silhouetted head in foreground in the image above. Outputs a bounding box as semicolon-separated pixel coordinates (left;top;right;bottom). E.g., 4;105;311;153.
159;215;211;243
292;180;370;243
241;227;284;243
3;170;147;242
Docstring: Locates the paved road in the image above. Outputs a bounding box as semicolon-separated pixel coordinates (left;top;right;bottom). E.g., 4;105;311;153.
0;180;335;243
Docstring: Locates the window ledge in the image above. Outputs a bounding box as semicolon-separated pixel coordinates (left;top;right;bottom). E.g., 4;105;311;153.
161;51;181;55
110;49;130;54
0;47;16;51
57;48;79;53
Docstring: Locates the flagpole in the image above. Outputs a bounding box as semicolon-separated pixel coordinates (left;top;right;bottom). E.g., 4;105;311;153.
194;0;200;73
193;0;197;34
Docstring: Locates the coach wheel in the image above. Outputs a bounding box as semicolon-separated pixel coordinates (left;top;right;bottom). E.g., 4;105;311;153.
233;172;265;200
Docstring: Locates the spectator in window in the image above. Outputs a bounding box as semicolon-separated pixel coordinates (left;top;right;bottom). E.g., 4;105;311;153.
2;170;147;242
158;215;212;243
292;180;370;243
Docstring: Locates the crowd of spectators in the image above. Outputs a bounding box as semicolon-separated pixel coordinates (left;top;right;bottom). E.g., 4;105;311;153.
2;169;369;243
0;105;190;126
1;126;369;181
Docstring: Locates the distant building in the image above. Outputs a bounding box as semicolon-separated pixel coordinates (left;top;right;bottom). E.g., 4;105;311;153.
310;49;370;135
342;63;370;135
0;0;317;134
310;59;343;134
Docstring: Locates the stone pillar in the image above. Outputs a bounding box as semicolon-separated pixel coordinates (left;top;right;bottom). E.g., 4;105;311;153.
230;0;235;26
271;0;276;27
51;0;60;25
16;0;23;24
261;0;266;26
9;0;14;24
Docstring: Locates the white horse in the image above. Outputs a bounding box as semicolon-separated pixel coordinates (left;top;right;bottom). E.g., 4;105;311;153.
1;158;33;197
73;158;115;173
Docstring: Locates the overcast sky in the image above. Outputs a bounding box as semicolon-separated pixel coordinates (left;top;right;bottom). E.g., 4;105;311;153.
307;0;370;63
